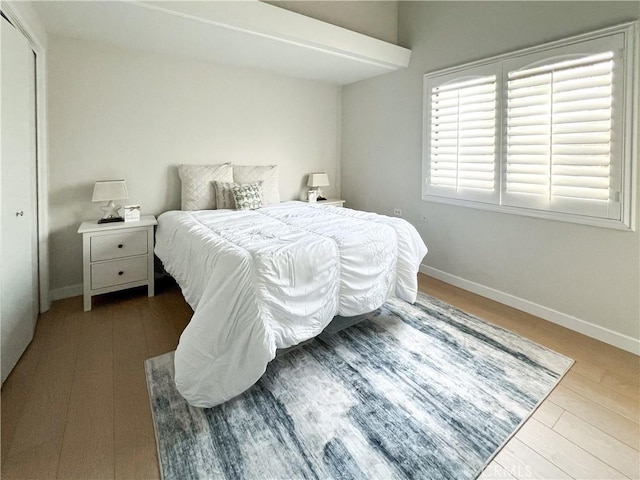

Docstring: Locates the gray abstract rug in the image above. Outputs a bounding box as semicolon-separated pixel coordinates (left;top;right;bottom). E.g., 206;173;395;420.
145;293;573;480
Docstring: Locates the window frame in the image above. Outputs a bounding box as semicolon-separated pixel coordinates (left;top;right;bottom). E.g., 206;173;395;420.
421;22;638;231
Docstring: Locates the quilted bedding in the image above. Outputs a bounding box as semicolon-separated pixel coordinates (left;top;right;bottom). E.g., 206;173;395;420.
155;202;427;407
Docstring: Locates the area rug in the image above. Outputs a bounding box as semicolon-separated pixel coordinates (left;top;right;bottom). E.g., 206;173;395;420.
145;293;573;480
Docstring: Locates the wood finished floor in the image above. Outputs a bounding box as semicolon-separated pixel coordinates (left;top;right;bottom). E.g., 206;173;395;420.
1;274;638;479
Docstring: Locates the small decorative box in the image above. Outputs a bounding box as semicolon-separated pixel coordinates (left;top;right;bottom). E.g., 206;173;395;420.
124;205;141;222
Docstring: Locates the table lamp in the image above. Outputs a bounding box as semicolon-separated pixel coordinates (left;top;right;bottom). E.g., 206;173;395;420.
307;173;329;201
92;180;129;223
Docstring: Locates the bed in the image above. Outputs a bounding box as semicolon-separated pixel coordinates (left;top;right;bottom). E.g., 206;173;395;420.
155;201;427;407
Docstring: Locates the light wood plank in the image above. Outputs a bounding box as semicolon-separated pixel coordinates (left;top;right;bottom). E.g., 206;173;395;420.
1;307;60;389
532;317;638;373
531;400;564;428
549;385;640;450
553;411;640;479
115;443;160;480
601;360;640;388
141;300;180;358
1;436;62;480
5;330;45;380
1;374;34;465
5;310;83;460
112;300;161;480
494;437;572;479
477;461;517;480
162;288;192;335
517;418;627;479
600;369;640;401
561;371;640;424
570;359;607;383
57;308;115;480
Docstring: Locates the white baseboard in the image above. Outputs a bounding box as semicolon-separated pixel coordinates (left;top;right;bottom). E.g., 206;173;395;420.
420;264;640;356
51;284;82;301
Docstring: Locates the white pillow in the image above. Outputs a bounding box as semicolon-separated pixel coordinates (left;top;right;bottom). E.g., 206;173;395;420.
233;165;280;205
178;163;233;210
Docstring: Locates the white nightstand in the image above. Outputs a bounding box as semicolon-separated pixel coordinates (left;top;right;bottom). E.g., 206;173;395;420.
77;215;157;311
316;199;345;207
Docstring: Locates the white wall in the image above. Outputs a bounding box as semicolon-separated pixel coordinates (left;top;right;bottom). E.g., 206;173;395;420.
265;1;398;44
342;2;640;346
3;1;48;47
48;35;341;292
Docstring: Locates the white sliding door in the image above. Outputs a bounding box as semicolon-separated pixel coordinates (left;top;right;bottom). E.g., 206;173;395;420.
1;14;39;384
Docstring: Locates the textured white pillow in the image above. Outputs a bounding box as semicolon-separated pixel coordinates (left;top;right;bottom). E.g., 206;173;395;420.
233;165;280;205
178;163;233;210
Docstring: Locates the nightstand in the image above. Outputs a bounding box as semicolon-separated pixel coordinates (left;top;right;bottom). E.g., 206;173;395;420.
317;199;345;207
77;215;157;311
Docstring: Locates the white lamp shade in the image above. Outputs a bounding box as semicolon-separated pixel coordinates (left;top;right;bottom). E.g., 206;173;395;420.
307;173;330;187
92;180;129;202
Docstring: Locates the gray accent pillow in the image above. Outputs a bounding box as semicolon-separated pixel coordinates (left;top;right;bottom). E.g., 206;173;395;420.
212;181;237;209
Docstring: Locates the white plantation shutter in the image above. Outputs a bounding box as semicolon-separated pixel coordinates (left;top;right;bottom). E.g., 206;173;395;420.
423;24;635;229
503;52;619;218
430;77;496;189
424;65;500;204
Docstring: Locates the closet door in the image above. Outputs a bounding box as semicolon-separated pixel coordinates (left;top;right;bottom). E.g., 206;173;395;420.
1;14;38;384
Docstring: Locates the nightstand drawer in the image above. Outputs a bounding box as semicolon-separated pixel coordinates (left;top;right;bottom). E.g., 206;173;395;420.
91;230;148;262
91;256;148;290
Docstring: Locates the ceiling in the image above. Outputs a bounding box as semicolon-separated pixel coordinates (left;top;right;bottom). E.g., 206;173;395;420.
32;0;411;85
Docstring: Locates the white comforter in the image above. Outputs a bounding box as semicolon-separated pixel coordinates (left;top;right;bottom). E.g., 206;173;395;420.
155;202;427;407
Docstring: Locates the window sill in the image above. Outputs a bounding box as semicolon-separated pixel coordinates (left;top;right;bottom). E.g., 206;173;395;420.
421;193;634;231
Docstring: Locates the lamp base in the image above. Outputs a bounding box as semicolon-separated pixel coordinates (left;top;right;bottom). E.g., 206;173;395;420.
98;200;124;224
98;216;124;224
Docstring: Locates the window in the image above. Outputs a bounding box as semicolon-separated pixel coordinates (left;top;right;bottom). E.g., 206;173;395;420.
422;23;637;230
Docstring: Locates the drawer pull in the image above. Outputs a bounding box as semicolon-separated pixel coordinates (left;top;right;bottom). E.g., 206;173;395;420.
118;244;123;248
118;271;124;276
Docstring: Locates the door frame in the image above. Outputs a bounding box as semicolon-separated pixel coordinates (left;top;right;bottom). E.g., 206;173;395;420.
2;2;50;312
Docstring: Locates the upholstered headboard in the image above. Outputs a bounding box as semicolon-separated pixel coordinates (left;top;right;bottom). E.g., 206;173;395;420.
178;163;280;210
